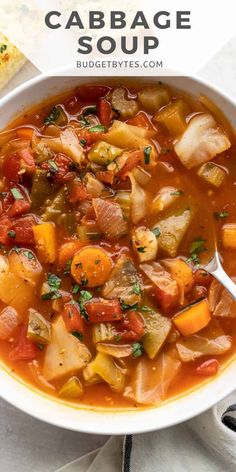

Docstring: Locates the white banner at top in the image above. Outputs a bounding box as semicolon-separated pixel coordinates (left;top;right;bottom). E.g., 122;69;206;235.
0;0;235;76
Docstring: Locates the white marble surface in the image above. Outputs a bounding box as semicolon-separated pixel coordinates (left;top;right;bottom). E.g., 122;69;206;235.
0;37;236;472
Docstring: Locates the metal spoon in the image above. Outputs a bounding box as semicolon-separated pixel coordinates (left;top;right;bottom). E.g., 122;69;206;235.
204;250;236;300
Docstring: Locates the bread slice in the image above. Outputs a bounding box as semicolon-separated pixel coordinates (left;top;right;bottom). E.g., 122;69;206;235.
0;33;26;90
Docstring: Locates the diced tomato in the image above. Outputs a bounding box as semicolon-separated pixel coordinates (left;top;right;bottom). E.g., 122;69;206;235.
0;216;13;244
12;214;38;244
41;154;74;183
154;284;178;313
119;150;142;180
98;98;112;128
196;359;220;376
3;184;31;218
69;179;90;203
194;269;212;288
2;154;21;182
76;85;110;102
127;111;154;129
62;302;85;335
18;148;36;175
117;311;144;341
9;325;39;361
96;170;114;185
76;128;103;147
85;298;122;323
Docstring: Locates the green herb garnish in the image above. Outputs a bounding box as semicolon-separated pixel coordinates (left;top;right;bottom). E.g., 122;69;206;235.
42;291;62;301
170;190;184;196
121;302;139;311
10;188;23;200
187;238;206;265
137;246;146;253
132;342;143;358
44;106;60;125
214;211;229;219
144;146;152;164
72;284;80;294
37;343;45;351
141;305;152;312
78;290;92;321
64;258;72;275
47;273;61;290
8;230;16;239
71;331;84;341
114;334;121;342
47;160;58;172
89;125;107;133
133;282;142;295
151;227;161;238
0;44;7;54
80;139;87;147
23;250;35;260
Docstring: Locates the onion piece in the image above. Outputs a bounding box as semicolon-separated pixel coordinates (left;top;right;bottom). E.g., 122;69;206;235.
96;343;132;358
93;198;127;239
0;306;21;340
131;166;151;186
174;114;231;169
8;249;43;287
39;128;85;165
129;174;147;224
28;360;55;393
85;173;104;197
151;186;180;214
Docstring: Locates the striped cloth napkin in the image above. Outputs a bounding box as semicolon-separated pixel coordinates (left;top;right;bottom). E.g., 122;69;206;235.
56;391;236;472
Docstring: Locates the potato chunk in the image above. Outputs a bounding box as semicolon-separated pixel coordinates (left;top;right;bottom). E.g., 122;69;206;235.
154;209;192;257
132;227;158;262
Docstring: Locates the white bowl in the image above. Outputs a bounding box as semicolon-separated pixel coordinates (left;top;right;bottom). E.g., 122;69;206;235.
0;74;235;435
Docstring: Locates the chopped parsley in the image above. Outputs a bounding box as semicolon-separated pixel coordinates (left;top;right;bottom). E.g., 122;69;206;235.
95;259;101;265
214;211;229;219
89;124;107;133
71;331;84;341
47;160;58;172
72;284;80;294
42;291;62;301
10;188;23;200
114;334;121;343
133;282;142;295
42;273;62;300
121;302;139;311
64;258;72;275
151;227;161;238
8;230;16;239
171;190;184;196
137;246;146;253
0;44;7;54
44;106;60;125
78;290;93;321
23;250;35;260
144;146;152;164
82;105;97;116
37;343;45;351
80;278;88;286
47;273;61;290
80;139;87;147
141;305;152;312
187;238;206;265
132;342;143;358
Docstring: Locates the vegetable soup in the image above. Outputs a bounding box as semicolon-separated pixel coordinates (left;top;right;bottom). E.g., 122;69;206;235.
0;82;235;408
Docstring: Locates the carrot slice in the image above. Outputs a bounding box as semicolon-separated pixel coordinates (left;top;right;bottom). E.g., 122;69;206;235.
173;298;211;336
58;240;86;268
71;246;113;287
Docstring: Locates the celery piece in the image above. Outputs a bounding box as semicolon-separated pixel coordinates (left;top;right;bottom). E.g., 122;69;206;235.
59;376;84;398
27;309;51;344
154;99;189;137
198;162;226;187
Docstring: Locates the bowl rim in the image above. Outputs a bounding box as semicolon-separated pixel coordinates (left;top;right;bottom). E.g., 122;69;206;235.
0;71;236;435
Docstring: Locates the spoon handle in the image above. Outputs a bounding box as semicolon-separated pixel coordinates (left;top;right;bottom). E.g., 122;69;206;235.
211;265;236;300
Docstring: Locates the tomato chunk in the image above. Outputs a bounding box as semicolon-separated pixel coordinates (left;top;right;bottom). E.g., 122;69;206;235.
12;214;38;244
127;111;154;129
76;129;103;147
62;302;85;335
194;269;212;288
18;149;36;175
117;311;144;341
96;170;114;185
41;154;74;183
196;359;220;376
119;150;142;180
69;179;90;203
2;154;20;182
77;85;110;102
3;184;31;218
98;98;112;128
85;298;122;323
0;216;13;244
9;325;39;361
